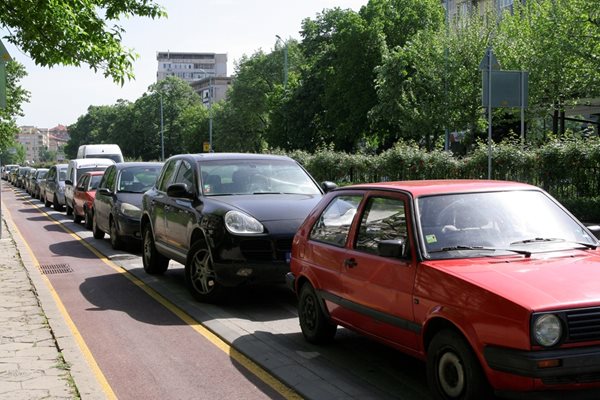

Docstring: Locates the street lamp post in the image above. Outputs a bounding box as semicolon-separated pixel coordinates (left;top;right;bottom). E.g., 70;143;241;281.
198;69;214;152
275;35;288;89
159;92;165;161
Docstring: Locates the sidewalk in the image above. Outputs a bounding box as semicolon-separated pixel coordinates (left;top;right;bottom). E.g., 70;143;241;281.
0;197;106;399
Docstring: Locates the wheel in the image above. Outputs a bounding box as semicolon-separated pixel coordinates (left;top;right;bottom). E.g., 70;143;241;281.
66;202;73;216
185;240;226;303
73;210;82;223
142;225;169;274
427;329;491;400
53;195;64;211
44;193;51;207
298;283;337;344
109;218;124;250
92;212;104;239
84;208;93;229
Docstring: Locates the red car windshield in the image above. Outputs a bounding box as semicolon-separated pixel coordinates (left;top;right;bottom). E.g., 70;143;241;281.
418;190;597;258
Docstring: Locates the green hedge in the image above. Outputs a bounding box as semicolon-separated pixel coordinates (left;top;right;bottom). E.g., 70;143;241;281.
280;137;600;222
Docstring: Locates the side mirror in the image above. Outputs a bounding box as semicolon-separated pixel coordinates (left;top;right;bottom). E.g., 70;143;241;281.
587;225;600;240
97;188;112;196
65;179;73;186
321;181;337;193
167;183;195;199
377;239;409;259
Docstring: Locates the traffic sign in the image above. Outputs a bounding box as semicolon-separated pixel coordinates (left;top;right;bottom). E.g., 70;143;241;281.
479;47;501;70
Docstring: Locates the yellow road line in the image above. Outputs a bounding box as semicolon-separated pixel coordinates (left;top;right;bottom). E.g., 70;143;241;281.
28;200;302;400
5;203;117;399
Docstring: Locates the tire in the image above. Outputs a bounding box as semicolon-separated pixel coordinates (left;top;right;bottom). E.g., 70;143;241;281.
73;210;82;224
184;240;226;303
44;193;51;207
53;195;64;211
298;283;337;344
66;201;73;216
427;329;491;400
92;212;105;239
84;208;93;229
109;218;124;250
142;225;169;274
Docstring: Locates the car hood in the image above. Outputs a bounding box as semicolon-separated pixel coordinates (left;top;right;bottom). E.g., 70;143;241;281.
116;192;144;208
209;194;322;222
425;250;600;311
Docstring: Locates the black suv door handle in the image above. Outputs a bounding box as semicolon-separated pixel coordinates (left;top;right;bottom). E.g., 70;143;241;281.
344;258;357;268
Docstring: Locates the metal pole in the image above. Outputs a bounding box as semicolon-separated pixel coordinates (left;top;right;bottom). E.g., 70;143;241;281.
276;35;288;89
444;0;449;151
487;47;493;180
160;93;164;161
208;77;213;152
520;71;525;148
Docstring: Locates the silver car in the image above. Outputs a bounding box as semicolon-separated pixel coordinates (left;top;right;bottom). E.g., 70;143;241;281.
44;164;68;210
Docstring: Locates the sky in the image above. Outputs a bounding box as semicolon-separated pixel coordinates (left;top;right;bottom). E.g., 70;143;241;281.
2;0;368;129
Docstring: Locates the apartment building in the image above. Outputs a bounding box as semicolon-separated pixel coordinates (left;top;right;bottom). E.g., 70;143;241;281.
190;76;233;105
443;0;521;19
156;52;227;83
17;125;69;163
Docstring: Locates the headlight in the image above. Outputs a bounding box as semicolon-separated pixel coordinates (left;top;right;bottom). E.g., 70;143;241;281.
533;314;562;347
224;210;264;234
120;203;142;219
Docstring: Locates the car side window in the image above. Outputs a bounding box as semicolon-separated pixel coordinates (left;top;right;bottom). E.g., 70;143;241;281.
173;160;195;192
355;196;408;255
98;167;114;190
157;160;177;192
106;167;117;191
77;175;88;191
310;195;362;247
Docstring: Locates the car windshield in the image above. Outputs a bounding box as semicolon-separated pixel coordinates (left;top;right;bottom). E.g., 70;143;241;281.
89;175;102;190
418;190;598;259
198;159;321;196
118;166;162;193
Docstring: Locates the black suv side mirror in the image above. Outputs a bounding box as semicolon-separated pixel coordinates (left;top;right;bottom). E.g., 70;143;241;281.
167;183;194;199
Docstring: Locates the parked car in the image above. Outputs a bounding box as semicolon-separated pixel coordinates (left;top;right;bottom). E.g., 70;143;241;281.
43;164;68;210
15;166;32;189
140;153;332;303
72;170;104;228
64;158;115;216
31;168;49;199
24;168;37;195
77;144;124;163
93;162;163;249
2;164;19;180
287;179;600;400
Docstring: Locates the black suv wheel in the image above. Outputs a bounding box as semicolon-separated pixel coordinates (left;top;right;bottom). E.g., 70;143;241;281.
185;240;226;303
142;225;169;274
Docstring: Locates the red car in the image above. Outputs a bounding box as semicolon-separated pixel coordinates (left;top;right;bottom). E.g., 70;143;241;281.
287;180;600;400
72;170;104;228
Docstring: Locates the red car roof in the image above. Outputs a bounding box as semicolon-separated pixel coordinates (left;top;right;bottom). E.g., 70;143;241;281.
342;179;536;197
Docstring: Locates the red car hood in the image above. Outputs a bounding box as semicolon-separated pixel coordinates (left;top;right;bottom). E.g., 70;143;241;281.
424;250;600;311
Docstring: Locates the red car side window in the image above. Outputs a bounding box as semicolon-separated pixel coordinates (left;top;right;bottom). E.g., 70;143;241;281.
309;195;362;247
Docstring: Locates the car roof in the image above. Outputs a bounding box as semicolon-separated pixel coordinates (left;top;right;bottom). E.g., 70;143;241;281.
81;170;105;176
111;161;164;170
172;153;292;162
337;179;537;197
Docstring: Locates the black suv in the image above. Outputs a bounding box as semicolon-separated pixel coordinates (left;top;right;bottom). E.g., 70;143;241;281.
141;153;329;303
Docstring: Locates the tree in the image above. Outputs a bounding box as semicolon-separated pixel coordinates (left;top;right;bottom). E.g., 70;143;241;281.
0;61;29;152
0;0;166;83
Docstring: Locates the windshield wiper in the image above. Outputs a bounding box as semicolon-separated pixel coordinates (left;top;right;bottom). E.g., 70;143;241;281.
429;245;531;257
510;237;564;245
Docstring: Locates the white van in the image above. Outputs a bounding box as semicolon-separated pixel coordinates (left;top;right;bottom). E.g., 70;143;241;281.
77;144;124;163
64;158;115;216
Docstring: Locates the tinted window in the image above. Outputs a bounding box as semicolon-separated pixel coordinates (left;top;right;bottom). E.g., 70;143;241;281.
118;166;162;193
355;197;407;255
99;167;116;190
198;159;321;196
157;160;177;192
310;195;362;246
173;160;194;191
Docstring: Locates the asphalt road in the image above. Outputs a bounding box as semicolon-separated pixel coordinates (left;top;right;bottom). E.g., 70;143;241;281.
3;183;433;400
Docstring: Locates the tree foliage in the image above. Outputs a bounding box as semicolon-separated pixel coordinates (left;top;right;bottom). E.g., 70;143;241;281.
0;61;29;154
0;0;166;83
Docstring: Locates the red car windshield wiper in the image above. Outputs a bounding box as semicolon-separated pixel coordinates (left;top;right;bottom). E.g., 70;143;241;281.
429;245;532;257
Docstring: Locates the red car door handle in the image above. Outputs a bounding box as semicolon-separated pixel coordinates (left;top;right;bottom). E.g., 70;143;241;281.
344;258;357;268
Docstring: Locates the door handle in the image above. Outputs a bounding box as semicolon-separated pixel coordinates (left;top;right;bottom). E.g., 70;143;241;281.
344;258;357;268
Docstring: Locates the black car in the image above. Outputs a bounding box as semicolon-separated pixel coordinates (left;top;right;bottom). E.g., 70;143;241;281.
140;153;332;303
92;162;163;249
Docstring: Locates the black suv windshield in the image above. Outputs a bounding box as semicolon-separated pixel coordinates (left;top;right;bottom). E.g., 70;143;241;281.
199;159;321;196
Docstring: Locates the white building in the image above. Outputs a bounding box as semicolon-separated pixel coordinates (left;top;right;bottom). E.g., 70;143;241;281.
156;52;227;83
